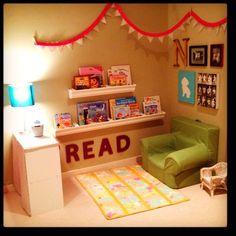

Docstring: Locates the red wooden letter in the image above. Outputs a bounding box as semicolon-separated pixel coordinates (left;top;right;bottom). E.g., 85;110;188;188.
99;138;113;157
117;135;130;153
83;140;95;159
65;144;80;163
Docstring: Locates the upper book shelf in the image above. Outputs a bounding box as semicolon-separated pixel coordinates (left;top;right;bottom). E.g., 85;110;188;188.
68;84;136;99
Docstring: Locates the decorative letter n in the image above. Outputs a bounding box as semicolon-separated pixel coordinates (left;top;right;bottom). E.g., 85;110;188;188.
173;38;189;67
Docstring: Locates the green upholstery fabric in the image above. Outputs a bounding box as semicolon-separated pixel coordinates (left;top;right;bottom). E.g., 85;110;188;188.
140;116;219;189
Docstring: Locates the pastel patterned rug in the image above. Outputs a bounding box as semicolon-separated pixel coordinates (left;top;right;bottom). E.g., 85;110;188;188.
75;165;189;220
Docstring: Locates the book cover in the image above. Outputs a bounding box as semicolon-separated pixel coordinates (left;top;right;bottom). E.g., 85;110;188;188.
128;103;140;117
109;96;137;119
54;113;72;129
143;95;162;113
143;103;159;115
73;76;90;90
79;65;103;76
113;105;130;120
77;101;108;125
78;65;106;87
111;65;132;85
108;74;127;86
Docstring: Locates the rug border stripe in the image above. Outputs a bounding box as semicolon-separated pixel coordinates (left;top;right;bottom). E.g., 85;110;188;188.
110;169;151;210
92;172;129;216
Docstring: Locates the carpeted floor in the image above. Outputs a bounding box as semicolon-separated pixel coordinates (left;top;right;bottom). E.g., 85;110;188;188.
4;157;227;227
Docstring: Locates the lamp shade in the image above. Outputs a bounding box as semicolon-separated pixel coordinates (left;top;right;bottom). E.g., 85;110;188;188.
8;83;35;107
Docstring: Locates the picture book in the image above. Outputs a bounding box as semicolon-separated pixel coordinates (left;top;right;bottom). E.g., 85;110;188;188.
111;65;132;85
128;103;140;117
113;105;130;120
108;74;127;86
109;96;137;119
78;65;106;87
143;103;159;115
54;113;72;129
77;101;108;125
143;95;162;114
73;76;90;90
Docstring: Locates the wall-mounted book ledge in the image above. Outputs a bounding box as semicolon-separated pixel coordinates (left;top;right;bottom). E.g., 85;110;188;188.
68;84;136;99
52;112;166;137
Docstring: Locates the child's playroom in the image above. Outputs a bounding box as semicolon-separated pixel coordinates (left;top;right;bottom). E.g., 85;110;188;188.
3;3;228;227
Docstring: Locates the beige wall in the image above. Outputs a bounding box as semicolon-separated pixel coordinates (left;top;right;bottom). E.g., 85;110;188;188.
167;4;227;163
3;4;227;184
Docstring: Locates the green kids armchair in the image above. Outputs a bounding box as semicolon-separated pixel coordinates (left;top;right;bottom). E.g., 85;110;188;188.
140;116;219;189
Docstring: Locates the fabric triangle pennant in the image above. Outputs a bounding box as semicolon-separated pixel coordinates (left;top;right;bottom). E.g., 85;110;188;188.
147;36;153;43
76;38;83;45
222;23;227;32
93;26;100;32
49;46;56;52
158;36;164;43
198;25;204;32
58;46;64;52
106;12;112;17
66;43;73;49
85;34;92;40
137;32;143;40
114;10;121;16
101;17;106;24
191;19;198;27
179;25;185;31
185;16;192;25
168;33;174;40
215;26;220;35
128;27;135;34
120;19;127;26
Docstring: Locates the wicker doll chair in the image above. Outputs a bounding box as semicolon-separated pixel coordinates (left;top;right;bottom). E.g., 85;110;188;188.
200;162;227;197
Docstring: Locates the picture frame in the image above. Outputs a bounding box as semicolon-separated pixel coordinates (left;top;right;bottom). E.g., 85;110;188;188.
178;70;196;104
189;45;208;66
196;72;219;109
210;44;224;67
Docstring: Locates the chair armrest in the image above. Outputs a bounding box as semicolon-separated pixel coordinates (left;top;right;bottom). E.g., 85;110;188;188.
140;133;176;154
164;144;210;175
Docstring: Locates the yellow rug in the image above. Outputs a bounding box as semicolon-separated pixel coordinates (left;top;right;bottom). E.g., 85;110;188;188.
75;165;189;220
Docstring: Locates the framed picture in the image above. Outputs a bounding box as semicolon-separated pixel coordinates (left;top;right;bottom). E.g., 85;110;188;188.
178;70;196;104
210;44;224;67
196;72;219;109
189;45;208;66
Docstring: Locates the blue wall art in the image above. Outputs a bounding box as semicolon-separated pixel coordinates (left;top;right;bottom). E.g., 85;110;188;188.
178;70;196;104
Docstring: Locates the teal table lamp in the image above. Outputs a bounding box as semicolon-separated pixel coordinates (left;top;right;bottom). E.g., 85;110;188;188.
8;83;36;133
8;83;35;107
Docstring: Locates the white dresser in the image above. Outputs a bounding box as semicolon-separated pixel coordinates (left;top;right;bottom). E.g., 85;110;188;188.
12;132;64;216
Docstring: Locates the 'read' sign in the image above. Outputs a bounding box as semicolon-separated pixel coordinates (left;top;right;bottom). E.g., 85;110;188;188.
65;135;130;163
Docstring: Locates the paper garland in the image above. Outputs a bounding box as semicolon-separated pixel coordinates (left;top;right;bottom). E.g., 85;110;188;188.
34;3;227;48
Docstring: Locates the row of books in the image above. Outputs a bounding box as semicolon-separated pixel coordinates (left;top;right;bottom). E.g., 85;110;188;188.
54;96;162;128
72;65;132;90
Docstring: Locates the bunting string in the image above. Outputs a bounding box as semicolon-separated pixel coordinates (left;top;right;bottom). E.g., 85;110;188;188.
34;3;227;48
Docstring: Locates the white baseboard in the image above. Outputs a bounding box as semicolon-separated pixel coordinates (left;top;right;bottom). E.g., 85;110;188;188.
62;155;141;179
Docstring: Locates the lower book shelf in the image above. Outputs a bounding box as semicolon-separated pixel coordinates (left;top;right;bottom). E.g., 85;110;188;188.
52;112;166;137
